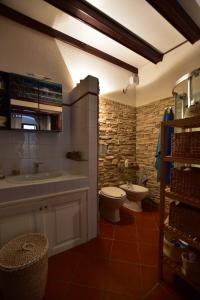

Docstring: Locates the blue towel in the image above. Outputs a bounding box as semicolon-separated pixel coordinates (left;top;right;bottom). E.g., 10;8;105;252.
155;108;174;184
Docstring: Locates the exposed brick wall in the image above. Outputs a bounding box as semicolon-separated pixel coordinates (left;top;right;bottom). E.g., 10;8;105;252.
98;97;137;188
136;97;175;203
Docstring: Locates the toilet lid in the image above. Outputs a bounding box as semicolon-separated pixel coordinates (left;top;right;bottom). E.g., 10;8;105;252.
101;187;126;198
132;185;148;193
120;184;148;193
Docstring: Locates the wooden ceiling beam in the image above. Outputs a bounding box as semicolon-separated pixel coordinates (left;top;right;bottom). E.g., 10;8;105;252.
146;0;200;44
0;4;138;74
45;0;163;64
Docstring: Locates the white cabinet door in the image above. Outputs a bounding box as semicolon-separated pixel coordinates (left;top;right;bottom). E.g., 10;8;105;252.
0;200;44;247
45;191;87;256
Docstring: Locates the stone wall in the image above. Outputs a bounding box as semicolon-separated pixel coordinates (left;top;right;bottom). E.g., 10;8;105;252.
136;97;175;203
98;96;175;203
98;97;137;188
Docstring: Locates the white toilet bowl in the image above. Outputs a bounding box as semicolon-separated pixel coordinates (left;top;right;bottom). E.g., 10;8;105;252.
120;184;149;212
99;187;126;222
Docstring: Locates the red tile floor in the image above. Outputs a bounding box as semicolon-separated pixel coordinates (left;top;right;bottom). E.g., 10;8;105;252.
44;202;198;300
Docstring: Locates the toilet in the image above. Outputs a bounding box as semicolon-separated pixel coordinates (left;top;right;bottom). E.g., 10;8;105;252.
99;187;126;222
120;184;149;212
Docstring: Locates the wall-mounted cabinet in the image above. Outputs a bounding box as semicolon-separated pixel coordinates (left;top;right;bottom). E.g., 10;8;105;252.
0;71;63;131
173;68;200;120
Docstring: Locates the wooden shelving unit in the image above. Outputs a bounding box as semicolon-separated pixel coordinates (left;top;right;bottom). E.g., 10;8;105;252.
159;115;200;293
163;156;200;164
165;188;200;208
164;222;200;251
163;256;200;293
160;116;200;129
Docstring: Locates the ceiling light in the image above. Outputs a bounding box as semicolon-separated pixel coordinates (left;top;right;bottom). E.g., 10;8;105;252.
195;0;200;6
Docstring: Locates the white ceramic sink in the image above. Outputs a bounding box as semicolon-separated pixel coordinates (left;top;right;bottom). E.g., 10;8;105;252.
6;171;64;183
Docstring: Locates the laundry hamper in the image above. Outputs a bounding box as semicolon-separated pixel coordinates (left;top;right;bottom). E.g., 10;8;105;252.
0;233;49;300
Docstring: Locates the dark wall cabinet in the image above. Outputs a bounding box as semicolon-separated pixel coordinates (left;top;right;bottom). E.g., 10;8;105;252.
0;71;63;131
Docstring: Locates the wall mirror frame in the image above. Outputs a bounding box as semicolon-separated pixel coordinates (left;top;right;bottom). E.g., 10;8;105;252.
0;71;63;132
172;67;200;120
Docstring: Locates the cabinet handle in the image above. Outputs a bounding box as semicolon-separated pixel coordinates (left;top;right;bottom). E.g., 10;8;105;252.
39;207;43;211
44;205;48;209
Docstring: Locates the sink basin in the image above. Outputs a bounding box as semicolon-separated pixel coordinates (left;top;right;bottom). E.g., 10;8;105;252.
6;171;64;183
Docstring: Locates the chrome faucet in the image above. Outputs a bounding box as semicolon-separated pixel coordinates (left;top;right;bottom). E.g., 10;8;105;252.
34;161;43;174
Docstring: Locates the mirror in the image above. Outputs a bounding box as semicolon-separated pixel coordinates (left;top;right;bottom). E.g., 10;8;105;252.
173;68;200;119
0;71;63;132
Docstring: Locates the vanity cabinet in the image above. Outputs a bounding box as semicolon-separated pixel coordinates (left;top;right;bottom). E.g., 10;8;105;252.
0;189;88;255
44;190;87;256
0;199;44;247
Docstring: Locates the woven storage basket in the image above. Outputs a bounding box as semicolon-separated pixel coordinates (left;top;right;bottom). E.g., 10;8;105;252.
0;233;49;300
171;131;200;158
182;252;200;285
169;202;200;240
170;167;200;202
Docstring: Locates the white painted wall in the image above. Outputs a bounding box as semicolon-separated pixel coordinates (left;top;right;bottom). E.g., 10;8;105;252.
0;16;136;106
136;41;200;107
0;14;199;110
0;16;73;103
0;17;74;175
55;40;136;106
69;76;99;240
0;108;71;176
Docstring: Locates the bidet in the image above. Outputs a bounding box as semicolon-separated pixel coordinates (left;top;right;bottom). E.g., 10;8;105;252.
120;184;149;212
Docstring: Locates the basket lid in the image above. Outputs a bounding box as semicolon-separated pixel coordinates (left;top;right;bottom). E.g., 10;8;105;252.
0;233;49;271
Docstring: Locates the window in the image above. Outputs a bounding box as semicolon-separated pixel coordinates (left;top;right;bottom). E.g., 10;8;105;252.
22;124;37;130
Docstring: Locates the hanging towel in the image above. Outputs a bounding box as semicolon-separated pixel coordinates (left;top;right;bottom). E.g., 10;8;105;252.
155;108;174;184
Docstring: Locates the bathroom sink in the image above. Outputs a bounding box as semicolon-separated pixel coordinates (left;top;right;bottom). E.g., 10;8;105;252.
6;171;64;183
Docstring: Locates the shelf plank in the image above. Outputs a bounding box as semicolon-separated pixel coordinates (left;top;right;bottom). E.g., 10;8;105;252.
163;256;200;293
163;156;200;164
164;222;200;251
165;189;200;209
162;116;200;129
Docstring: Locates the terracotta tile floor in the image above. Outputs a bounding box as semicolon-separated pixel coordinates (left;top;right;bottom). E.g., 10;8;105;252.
0;203;199;300
42;202;198;299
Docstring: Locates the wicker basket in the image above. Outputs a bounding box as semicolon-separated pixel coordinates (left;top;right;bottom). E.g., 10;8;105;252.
182;252;200;285
171;131;200;158
170;167;200;201
0;233;49;300
169;202;200;240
